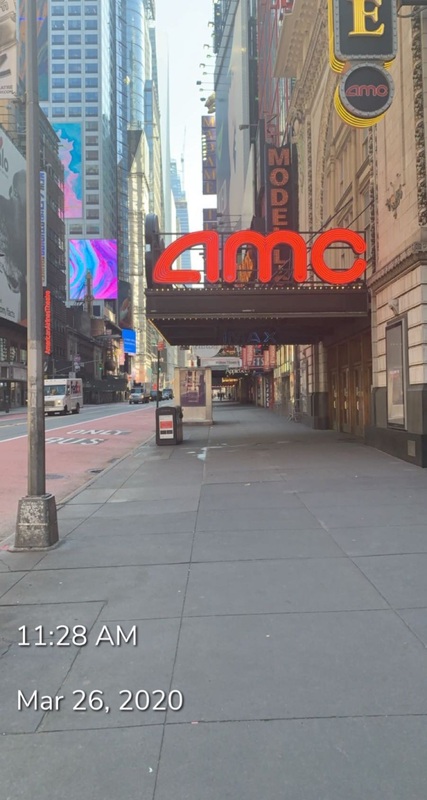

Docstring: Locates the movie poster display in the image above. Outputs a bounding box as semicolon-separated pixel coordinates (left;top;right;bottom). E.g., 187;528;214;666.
386;321;406;427
179;369;206;407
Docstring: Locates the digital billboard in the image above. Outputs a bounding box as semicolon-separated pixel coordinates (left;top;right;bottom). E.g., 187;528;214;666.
122;329;136;355
0;129;27;324
52;122;82;218
0;0;18;98
118;279;133;329
69;239;118;301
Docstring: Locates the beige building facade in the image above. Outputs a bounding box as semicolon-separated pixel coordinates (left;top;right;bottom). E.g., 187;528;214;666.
273;0;427;465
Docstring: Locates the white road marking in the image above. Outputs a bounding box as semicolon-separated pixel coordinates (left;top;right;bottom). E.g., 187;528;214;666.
0;407;153;445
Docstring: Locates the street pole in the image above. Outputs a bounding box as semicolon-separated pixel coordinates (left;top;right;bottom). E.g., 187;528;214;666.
14;0;58;549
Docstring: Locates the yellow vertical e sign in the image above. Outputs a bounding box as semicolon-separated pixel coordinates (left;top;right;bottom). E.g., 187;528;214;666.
350;0;384;37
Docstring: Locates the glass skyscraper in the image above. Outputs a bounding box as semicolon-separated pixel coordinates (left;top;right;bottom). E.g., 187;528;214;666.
41;0;119;298
170;159;190;269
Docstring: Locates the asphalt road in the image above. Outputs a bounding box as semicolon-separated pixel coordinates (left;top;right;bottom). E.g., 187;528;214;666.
0;400;168;444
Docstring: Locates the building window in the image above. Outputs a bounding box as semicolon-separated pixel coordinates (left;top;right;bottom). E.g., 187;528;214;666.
86;106;98;116
87;209;99;219
69;92;82;102
85;91;98;102
69;20;82;29
69;63;82;73
85;20;98;29
86;194;99;204
52;64;65;73
52;35;65;44
86;179;99;189
70;225;83;234
52;92;65;102
68;49;82;59
85;63;98;73
85;34;98;44
85;48;97;59
85;136;98;145
85;121;98;130
86;150;98;160
68;34;82;44
0;337;7;361
52;78;65;87
52;49;65;58
386;320;406;428
87;225;100;234
52;107;66;116
85;77;98;87
69;107;82;116
69;77;82;87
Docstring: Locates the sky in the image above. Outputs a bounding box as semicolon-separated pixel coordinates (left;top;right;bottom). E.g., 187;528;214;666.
155;0;216;233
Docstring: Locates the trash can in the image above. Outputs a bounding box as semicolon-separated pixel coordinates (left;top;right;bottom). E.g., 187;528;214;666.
156;405;183;446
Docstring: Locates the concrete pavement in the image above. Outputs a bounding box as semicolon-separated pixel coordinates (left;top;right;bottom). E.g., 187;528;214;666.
1;404;427;798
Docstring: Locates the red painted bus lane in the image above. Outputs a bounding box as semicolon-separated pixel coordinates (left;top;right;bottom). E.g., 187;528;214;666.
0;407;156;543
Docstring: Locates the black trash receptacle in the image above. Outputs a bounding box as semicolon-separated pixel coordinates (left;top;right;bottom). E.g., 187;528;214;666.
156;405;184;446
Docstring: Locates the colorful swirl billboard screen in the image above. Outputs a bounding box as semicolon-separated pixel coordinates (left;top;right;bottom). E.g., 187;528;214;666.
69;239;118;300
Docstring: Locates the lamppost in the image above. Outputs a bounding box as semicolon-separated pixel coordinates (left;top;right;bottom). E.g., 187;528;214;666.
14;0;58;550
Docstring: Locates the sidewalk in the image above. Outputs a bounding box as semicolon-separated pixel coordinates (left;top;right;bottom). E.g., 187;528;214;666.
0;405;27;419
1;404;427;798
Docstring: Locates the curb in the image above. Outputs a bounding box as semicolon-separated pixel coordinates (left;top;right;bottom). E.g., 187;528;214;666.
55;430;157;508
0;430;156;549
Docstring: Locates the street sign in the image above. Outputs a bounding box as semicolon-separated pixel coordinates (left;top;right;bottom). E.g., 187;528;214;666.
158;341;165;350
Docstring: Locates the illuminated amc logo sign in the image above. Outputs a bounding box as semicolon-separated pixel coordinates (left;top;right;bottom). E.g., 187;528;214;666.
346;84;389;97
336;63;394;126
153;229;367;287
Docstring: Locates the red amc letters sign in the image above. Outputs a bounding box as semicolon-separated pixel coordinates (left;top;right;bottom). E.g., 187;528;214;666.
153;229;367;286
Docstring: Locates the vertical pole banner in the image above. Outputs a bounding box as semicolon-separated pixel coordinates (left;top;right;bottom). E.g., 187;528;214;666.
269;344;277;368
263;348;270;371
40;170;47;286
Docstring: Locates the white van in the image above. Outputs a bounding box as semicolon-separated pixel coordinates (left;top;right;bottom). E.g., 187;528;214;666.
44;378;83;416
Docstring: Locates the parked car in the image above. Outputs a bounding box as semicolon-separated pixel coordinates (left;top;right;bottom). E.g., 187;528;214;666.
162;388;173;400
129;387;150;404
